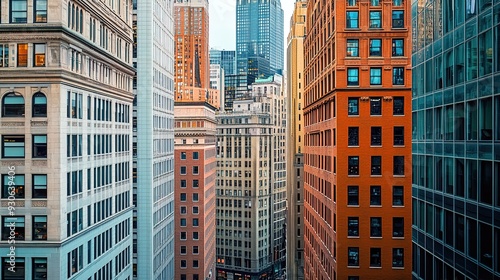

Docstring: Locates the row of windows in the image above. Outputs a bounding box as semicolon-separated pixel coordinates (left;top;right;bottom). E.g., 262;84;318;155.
347;0;403;7
348;155;406;175
179;218;199;227
180;151;199;160
347;185;405;207
1;91;46;117
1;216;46;241
346;67;405;86
179;259;200;269
346;10;405;29
179;231;199;241
180;179;199;188
1;135;46;158
179;206;199;215
180;166;200;175
66;91;130;122
348;126;405;146
347;247;405;268
3;0;47;23
348;96;405;116
0;43;46;67
2;257;47;280
179;193;199;202
2;174;47;199
347;38;405;57
347;216;405;238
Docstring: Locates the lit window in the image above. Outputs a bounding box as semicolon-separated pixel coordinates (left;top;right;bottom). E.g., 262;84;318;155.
2;174;25;198
10;0;28;23
32;258;47;279
392;11;404;28
32;92;47;117
33;174;47;198
2;92;25;117
347;39;359;57
34;0;48;22
392;39;404;56
370;68;382;85
2;135;25;158
33;44;46;67
346;11;359;28
33;135;47;158
369;11;382;28
369;39;382;56
17;43;28;67
348;156;359;175
347;68;359;86
393;67;405;85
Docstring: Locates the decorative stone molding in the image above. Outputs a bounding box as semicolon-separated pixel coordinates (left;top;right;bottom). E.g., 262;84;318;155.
32;160;47;167
32;200;48;207
1;200;25;207
1;122;25;126
31;121;48;126
2;160;24;166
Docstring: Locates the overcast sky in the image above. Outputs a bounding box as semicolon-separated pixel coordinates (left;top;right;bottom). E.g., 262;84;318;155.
209;0;294;50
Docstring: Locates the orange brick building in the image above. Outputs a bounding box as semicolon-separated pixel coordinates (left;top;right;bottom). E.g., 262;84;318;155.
303;0;412;279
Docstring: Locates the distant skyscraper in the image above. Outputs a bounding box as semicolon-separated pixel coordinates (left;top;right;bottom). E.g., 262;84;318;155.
0;0;134;279
215;75;287;279
223;74;249;111
210;49;236;76
210;64;225;110
286;1;307;279
134;0;176;278
236;0;284;75
412;1;500;279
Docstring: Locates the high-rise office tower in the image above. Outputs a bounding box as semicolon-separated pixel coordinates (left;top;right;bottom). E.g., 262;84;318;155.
215;74;287;279
286;1;307;279
174;0;210;98
174;101;217;280
134;0;176;278
303;0;413;279
223;74;250;111
210;49;236;76
236;0;284;75
0;0;134;279
411;1;500;279
210;64;225;110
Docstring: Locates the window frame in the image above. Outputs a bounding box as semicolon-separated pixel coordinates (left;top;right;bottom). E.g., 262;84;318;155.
2;216;25;240
32;92;47;117
370;248;382;267
393;186;404;206
32;174;47;198
348;156;359;175
193;151;199;160
393;97;404;115
371;156;382;176
371;126;382;146
32;258;47;279
348;247;359;266
10;0;28;23
370;68;382;85
348;97;359;115
346;11;359;28
2;174;25;198
33;43;46;67
370;97;382;115
32;135;47;158
370;186;382;205
347;186;359;205
2;135;25;158
393;217;404;237
392;39;404;56
369;11;382;28
392;10;404;28
32;216;47;240
34;0;48;23
346;39;359;57
392;248;404;267
180;193;187;202
370;217;382;237
348;127;359;146
180;166;187;175
394;126;405;145
394;156;405;175
347;68;359;86
17;43;28;67
2;92;25;117
348;217;359;237
0;44;10;67
180;152;186;160
369;39;382;56
393;67;405;85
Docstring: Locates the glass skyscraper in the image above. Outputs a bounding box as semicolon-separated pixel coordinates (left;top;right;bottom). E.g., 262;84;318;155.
236;0;284;75
210;49;237;75
412;0;500;279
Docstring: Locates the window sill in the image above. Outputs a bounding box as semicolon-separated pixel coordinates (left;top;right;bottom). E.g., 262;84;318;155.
370;114;382;117
348;145;360;148
393;114;405;116
347;205;360;207
347;115;360;117
348;175;360;177
392;205;405;208
345;57;361;59
347;266;360;269
392;236;405;239
368;27;383;30
371;175;382;177
392;267;405;269
369;266;382;269
370;205;382;207
345;28;362;31
393;145;405;147
370;145;382;148
393;175;405;177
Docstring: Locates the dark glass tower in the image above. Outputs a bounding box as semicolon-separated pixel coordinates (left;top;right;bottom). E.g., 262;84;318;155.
236;0;284;75
412;0;500;279
210;49;237;75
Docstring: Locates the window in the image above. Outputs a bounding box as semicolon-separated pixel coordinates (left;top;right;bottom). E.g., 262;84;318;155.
193;152;199;159
348;247;359;266
370;186;382;205
193;232;199;240
3;258;25;279
34;0;48;22
348;127;359;146
392;11;404;28
392;39;404;56
348;277;359;280
180;166;187;175
370;248;382;267
2;92;25;117
33;135;47;158
0;44;9;67
393;67;405;85
33;44;46;67
393;186;404;206
192;193;199;202
32;92;47;117
2;174;25;198
2;216;25;240
347;0;357;6
371;217;382;237
193;218;199;227
369;11;382;28
193;206;199;214
180;152;186;159
17;43;28;67
180;232;187;240
393;217;404;237
180;180;187;188
348;156;359;175
348;186;359;205
370;68;382;85
393;97;404;115
180;218;187;227
2;135;25;158
180;206;187;214
10;0;28;23
193;246;199;254
347;68;359;86
393;248;404;267
33;216;47;240
346;11;359;28
348;97;359;115
32;174;47;198
193;260;199;268
180;260;187;268
192;166;199;175
180;193;187;202
346;39;359;57
371;127;382;146
371;156;382;175
180;246;187;254
394;156;405;175
369;39;382;56
193;179;199;188
348;217;359;236
32;258;47;280
394;126;404;145
393;0;402;5
371;0;380;5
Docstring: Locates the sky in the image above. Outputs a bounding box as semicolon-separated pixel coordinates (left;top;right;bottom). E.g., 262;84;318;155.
209;0;295;50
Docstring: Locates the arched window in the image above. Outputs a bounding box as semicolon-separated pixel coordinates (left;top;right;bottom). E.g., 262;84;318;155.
2;92;25;117
32;92;47;117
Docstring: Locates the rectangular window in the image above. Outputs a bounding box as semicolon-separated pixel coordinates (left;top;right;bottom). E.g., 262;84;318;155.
392;248;404;267
348;156;359;175
348;217;359;236
193;231;199;240
348;97;359;115
348;186;359;205
369;39;382;56
10;0;28;23
193;218;199;227
32;258;47;280
33;216;47;240
394;156;405;175
347;68;359;86
347;0;357;6
32;174;47;198
3;258;25;279
2;216;25;240
34;0;47;22
180;152;186;160
17;43;28;67
370;98;382;115
348;247;359;266
193;206;199;214
371;127;382;146
393;0;402;5
392;39;404;56
346;39;359;57
193;179;199;188
393;97;404;115
192;166;199;175
33;135;47;158
371;186;382;205
370;248;382;267
193;246;199;254
180;166;187;175
393;217;404;237
2;174;25;198
393;67;405;85
392;11;404;28
371;0;380;5
193;152;199;159
2;135;25;158
193;193;199;202
33;44;46;67
180;193;187;202
393;186;404;206
0;44;9;67
180;218;186;227
394;126;404;145
180;180;187;188
180;246;187;254
348;127;359;146
370;217;382;237
371;157;382;175
369;11;382;28
346;11;359;28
